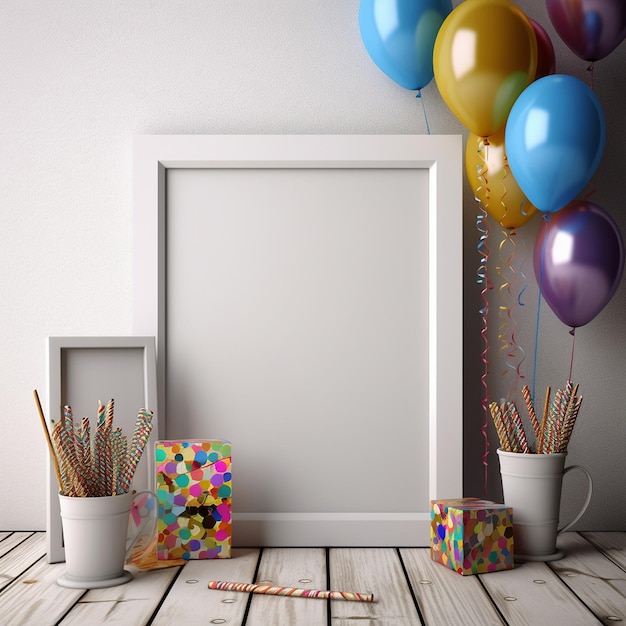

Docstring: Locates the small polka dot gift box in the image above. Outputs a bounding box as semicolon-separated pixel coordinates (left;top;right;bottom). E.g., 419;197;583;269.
156;440;232;560
430;498;514;575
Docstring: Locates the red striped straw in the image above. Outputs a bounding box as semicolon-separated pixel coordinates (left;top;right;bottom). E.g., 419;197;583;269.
111;428;127;495
51;420;74;495
76;416;94;495
538;386;551;454
95;408;110;496
61;406;89;496
103;400;115;495
207;581;374;603
118;410;153;493
559;395;582;452
502;402;521;452
509;402;529;453
521;385;540;440
488;402;511;451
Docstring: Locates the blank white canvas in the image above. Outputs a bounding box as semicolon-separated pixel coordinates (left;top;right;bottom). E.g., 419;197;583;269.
166;167;430;516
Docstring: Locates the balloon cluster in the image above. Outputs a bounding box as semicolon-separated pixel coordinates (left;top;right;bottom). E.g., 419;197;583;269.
359;0;625;329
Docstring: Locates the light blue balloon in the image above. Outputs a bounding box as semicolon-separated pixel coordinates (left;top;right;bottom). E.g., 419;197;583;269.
359;0;452;91
505;74;605;214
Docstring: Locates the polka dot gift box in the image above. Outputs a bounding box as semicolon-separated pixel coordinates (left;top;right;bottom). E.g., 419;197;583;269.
430;498;514;575
156;440;232;560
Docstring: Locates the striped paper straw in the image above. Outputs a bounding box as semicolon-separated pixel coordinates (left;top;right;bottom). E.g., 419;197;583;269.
502;402;522;452
489;402;511;451
61;406;89;496
546;393;561;454
537;386;551;454
207;581;374;603
118;409;153;493
75;416;95;496
558;384;581;453
521;385;541;440
102;400;114;495
508;402;529;453
51;420;74;495
111;428;127;495
94;408;110;496
559;395;582;453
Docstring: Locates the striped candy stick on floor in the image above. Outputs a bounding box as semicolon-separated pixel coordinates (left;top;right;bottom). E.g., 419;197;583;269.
207;580;374;602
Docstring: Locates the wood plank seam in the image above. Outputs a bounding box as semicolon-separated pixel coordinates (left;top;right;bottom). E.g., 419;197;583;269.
396;547;427;625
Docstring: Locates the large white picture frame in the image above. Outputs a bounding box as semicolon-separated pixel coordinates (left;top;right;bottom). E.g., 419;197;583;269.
133;135;462;546
46;336;158;563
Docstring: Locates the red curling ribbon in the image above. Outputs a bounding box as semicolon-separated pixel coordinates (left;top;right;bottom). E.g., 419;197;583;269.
473;145;492;497
495;228;526;402
568;327;576;381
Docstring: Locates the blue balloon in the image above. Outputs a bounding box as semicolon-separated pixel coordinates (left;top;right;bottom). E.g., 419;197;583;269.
505;74;605;214
359;0;452;91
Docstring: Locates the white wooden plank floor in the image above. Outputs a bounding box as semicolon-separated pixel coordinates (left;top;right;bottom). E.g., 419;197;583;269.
1;531;625;625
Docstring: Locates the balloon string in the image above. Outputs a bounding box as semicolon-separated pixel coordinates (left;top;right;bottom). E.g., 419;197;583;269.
587;62;595;90
569;327;576;380
585;179;598;202
475;145;491;496
533;215;550;401
416;90;431;135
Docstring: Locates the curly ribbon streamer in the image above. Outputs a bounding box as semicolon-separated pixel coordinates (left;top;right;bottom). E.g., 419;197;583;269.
416;89;430;135
473;145;492;496
517;232;529;308
491;152;527;402
495;229;526;401
514;233;529;383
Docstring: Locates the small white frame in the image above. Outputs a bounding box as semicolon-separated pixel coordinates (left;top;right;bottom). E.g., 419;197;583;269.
133;135;463;546
46;336;158;563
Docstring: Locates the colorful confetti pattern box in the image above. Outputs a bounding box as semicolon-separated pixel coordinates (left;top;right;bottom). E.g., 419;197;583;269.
430;498;514;575
156;440;232;560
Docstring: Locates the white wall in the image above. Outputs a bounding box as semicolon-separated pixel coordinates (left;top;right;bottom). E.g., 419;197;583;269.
2;0;625;531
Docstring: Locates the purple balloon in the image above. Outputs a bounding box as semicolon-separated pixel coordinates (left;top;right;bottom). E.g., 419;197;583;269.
534;201;624;328
530;18;556;78
546;0;626;61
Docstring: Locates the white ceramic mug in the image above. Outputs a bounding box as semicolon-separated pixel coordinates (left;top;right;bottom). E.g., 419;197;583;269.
57;489;157;589
497;449;592;562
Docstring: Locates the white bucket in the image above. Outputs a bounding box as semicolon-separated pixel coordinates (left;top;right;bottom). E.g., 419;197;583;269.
57;490;156;588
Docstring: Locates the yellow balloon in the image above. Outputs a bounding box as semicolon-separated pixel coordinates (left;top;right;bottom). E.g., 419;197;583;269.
465;128;537;230
434;0;537;137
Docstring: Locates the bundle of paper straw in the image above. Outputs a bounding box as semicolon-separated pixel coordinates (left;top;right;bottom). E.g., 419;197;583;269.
489;381;582;454
34;390;153;497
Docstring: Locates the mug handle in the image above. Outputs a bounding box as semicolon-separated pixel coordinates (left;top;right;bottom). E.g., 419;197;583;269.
557;465;593;534
125;489;158;559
